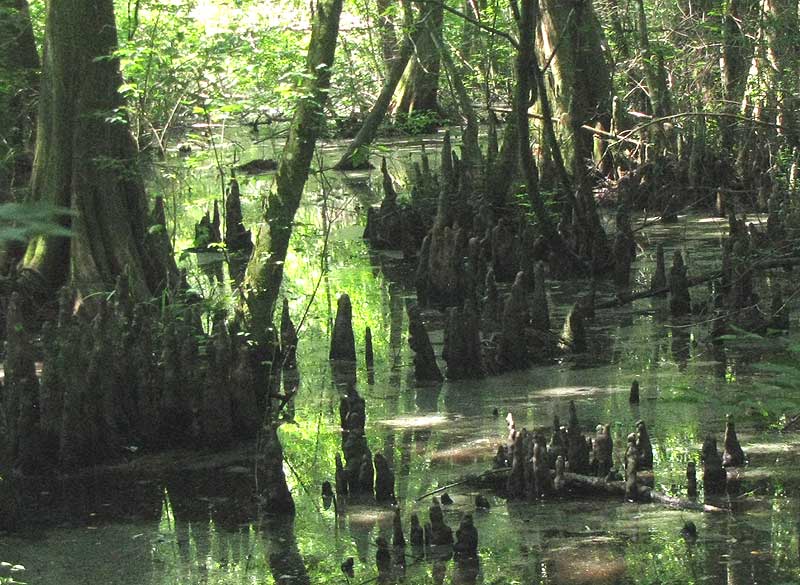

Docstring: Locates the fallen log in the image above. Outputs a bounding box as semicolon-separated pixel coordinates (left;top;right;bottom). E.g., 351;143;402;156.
427;467;727;513
562;472;725;513
596;254;800;311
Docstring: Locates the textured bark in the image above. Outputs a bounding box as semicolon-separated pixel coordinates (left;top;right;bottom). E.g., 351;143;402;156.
376;0;399;68
243;0;343;343
536;0;611;270
537;0;613;171
20;0;177;299
515;0;585;273
761;0;799;146
0;0;39;197
394;0;443;115
720;0;753;151
335;33;413;169
634;0;672;154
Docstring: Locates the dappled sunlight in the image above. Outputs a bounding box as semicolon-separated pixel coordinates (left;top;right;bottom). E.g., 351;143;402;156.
376;414;452;429
428;438;495;463
534;385;626;398
545;544;626;585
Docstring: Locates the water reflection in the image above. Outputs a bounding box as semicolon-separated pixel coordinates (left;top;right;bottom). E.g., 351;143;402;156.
4;167;800;585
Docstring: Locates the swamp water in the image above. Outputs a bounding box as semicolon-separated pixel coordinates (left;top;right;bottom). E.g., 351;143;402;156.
3;133;800;584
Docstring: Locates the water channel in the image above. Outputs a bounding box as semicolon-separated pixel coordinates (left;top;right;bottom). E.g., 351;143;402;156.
3;131;800;585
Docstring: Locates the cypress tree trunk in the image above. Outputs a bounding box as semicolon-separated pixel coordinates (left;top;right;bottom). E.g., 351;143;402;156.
537;0;611;269
0;0;39;197
762;0;799;147
634;0;672;155
335;30;414;169
20;0;177;299
243;0;343;345
394;0;443;118
720;0;752;152
515;0;585;274
537;0;613;172
375;0;399;69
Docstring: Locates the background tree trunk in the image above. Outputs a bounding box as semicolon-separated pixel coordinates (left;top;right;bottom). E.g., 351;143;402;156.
335;17;416;169
243;0;344;345
375;0;399;69
537;0;612;268
720;0;753;152
20;0;177;300
515;0;585;274
394;0;443;118
537;0;613;172
0;0;39;198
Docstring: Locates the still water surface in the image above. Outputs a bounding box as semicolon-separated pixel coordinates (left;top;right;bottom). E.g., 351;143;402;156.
3;134;800;585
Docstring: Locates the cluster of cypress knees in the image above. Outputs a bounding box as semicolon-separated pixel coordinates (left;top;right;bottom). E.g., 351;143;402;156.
363;133;792;387
493;389;747;503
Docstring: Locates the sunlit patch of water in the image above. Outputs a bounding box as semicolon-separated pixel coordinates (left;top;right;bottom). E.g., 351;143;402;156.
534;385;626;398
428;438;495;463
377;414;453;429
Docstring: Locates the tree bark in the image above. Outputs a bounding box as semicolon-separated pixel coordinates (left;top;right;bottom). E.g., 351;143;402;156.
761;0;799;147
394;0;443;116
634;0;672;155
537;0;613;172
243;0;343;345
0;0;39;197
536;0;611;270
720;0;752;152
375;0;399;68
335;27;415;169
515;0;585;274
20;0;177;300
